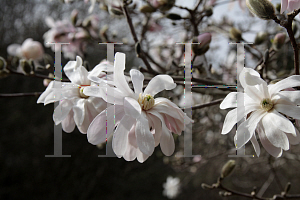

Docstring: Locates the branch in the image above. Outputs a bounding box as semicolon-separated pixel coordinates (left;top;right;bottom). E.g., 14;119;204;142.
0;92;42;98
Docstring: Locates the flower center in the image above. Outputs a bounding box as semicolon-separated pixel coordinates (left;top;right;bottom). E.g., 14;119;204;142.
138;93;155;111
260;98;273;112
79;87;89;99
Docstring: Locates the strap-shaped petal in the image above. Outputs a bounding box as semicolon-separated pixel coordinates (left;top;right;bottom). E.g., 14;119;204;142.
53;100;74;125
130;69;144;96
269;75;300;96
144;75;176;96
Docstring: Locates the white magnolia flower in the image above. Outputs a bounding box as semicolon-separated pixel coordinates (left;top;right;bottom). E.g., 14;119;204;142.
84;52;193;163
163;176;181;199
37;56;106;134
220;67;300;157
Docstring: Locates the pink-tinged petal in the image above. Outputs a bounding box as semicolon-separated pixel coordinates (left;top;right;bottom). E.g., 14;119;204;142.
164;114;183;135
112;115;136;157
286;128;300;145
221;104;259;135
73;99;86;126
53;100;73;125
136;148;150;163
144;75;176;96
267;109;297;136
235;109;266;149
245;85;264;103
274;104;300;120
147;113;162;147
250;133;260;157
123;125;138;161
88;61;114;84
130;69;144;96
269;75;300;96
278;91;300;105
262;114;289;150
77;101;99;134
149;111;175;156
256;122;283;157
135;114;155;156
124;97;142;119
287;0;300;12
61;109;76;133
151;103;184;121
114;52;134;97
281;0;288;13
87;105;125;145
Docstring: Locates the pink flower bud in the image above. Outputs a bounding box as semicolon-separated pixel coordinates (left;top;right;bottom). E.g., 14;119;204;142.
192;33;212;55
273;33;286;51
21;38;44;60
197;33;212;48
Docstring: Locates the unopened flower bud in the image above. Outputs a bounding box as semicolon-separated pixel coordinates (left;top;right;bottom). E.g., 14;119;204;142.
192;33;212;55
166;13;182;20
276;3;281;13
150;0;175;11
272;33;286;51
254;31;268;45
43;73;54;87
0;56;7;71
230;27;242;41
70;9;79;26
82;17;92;27
221;160;236;178
140;4;156;13
20;59;33;75
205;7;213;17
246;0;275;20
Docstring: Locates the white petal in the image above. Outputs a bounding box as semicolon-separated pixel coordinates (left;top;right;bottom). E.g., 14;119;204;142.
87;105;125;145
136;148;150;163
7;44;22;57
256;122;283;157
114;53;134;97
147;114;162;147
88;96;107;112
286;128;300;145
239;67;265;89
61;109;76;133
269;75;300;96
124;97;142;119
275;104;300;120
262;114;289;150
84;85;125;105
53;100;73;125
278;91;300;105
37;81;55;104
73;99;86;126
112;115;136;157
221;104;259;135
281;0;288;13
144;75;176;96
267;109;296;136
130;69;144;95
250;133;260;157
77;101;99;134
235;109;266;149
245;85;264;103
64;56;90;85
220;92;240;109
88;61;114;84
135;115;155;156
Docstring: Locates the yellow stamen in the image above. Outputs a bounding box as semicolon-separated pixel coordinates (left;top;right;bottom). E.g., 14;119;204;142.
138;93;155;110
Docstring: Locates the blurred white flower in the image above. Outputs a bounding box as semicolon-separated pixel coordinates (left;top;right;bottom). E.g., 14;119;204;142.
220;67;300;157
84;52;193;163
43;17;90;59
163;176;181;199
37;56;106;134
7;38;44;60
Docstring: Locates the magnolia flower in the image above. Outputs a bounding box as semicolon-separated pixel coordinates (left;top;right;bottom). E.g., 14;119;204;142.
7;38;44;60
280;0;300;13
220;67;300;157
43;17;90;59
84;53;193;162
37;56;106;134
163;176;181;199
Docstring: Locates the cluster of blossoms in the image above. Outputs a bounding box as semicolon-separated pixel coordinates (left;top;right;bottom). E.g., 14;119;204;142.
220;67;300;157
37;52;193;162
